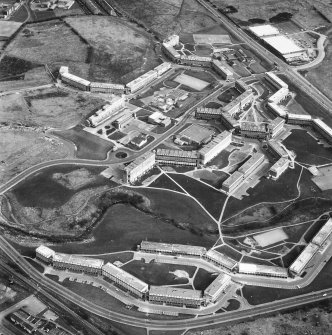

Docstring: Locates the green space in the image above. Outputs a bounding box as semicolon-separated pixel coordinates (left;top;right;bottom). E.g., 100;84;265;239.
148;174;185;193
224;299;240;311
217;86;241;103
53;126;114;160
241;256;274;266
168;173;227;220
215;244;243;261
283;129;332;165
122;259;196;285
193;268;216;291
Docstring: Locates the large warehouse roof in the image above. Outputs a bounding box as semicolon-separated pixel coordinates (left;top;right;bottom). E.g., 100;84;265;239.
249;24;280;37
263;35;303;55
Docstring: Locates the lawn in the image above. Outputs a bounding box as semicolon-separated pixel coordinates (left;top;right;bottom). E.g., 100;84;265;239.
148;174;185;193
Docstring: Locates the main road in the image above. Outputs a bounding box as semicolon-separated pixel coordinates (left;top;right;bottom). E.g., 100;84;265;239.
197;0;332;112
0;235;332;332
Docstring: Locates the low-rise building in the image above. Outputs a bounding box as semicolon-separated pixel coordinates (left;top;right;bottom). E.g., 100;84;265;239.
179;55;212;67
267;140;288;158
138;241;207;257
195;107;223;119
148;111;171;127
268;87;289;104
238;263;288;278
199;131;232;164
220;112;240;130
240;122;268;139
61;72;90;91
222;90;254;116
287;113;312;125
156;148;200;166
267;102;287;118
102;262;148;298
126;70;158;93
204;249;238;271
238;153;265;177
53;253;104;275
289;242;319;276
87;96;126;127
90;82;128;94
178;124;214;145
269;157;289;180
221;170;244;193
123;152;156;184
154;62;172;76
204;273;232;303
265;72;288;89
312;118;332;144
112;110;136;130
149;286;203;308
212;60;234;80
311;218;332;247
268;117;285;138
36;245;55;264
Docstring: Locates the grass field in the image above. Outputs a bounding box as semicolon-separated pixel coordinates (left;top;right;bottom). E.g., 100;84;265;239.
0;128;71;184
210;0;331;29
303;31;332;101
5;20;89;78
0;88;106;129
113;0;218;39
148;174;185;193
65;15;160;84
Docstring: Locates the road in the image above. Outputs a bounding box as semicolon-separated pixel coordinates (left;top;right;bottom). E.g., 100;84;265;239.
0;84;227;195
0;236;332;331
197;0;332;112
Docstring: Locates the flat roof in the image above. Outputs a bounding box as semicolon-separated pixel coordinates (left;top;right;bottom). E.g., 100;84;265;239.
154;62;171;70
270;158;289;172
223;90;253;113
313;118;332;136
270;117;285;128
267;140;288;157
199;131;231;155
149;286;202;300
289;243;319;274
196;107;222;115
223;171;244;188
212;60;233;75
205;273;231;297
140;241;206;254
102;263;148;292
239;263;288;276
238;153;264;174
181;55;211;62
36;245;55;259
156;148;199;159
90;82;125;89
180;124;214;143
263;35;304;55
249;24;280;37
312;218;332;246
53;253;104;269
265;72;288;88
205;249;237;269
61;72;90;86
124;152;155;172
127;70;157;87
267;102;287;117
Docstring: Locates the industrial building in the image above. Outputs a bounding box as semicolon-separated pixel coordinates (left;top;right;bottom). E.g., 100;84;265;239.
248;24;280;38
148;112;171;127
204;273;232;303
289;242;319;276
139;241;207;257
238;263;288;278
149;286;204;308
221;170;244;193
195;107;223;119
155;148;200;166
269;157;289;180
36;245;55;264
199;131;232;164
123;152;156;184
86;96;126;127
53;253;104;275
112;110;136;130
178;124;214;145
222;89;254;116
204;249;238;271
211;60;234;80
90;82;128;94
102;262;148;298
238;153;265;177
60;71;90;91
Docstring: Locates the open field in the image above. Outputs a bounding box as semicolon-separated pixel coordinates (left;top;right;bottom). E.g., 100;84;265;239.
65;15;160;84
0;128;71;184
253;228;288;247
210;0;332;29
148;174;185;193
5;20;89;78
189;299;332;335
0;87;106;129
0;20;22;38
113;0;218;39
303;30;332;101
174;73;210;91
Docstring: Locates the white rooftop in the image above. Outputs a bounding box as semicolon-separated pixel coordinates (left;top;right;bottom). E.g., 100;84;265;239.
289;242;319;275
239;263;288;276
53;253;104;269
249;24;280;37
36;245;55;259
149;286;202;300
263;35;304;55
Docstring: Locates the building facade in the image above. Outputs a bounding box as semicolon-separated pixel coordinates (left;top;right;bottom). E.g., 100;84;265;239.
269;157;289;180
155;148;200;166
204;249;238;271
238;263;288;278
36;245;55;264
204;273;232;303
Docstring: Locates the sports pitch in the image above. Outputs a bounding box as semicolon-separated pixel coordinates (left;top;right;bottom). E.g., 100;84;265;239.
253;228;288;247
0;21;22;38
193;34;232;45
174;73;209;91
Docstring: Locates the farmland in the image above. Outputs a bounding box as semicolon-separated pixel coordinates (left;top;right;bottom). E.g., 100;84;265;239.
64;15;160;84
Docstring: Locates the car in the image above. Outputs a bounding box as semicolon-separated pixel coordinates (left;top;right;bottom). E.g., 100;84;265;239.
323;293;327;297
